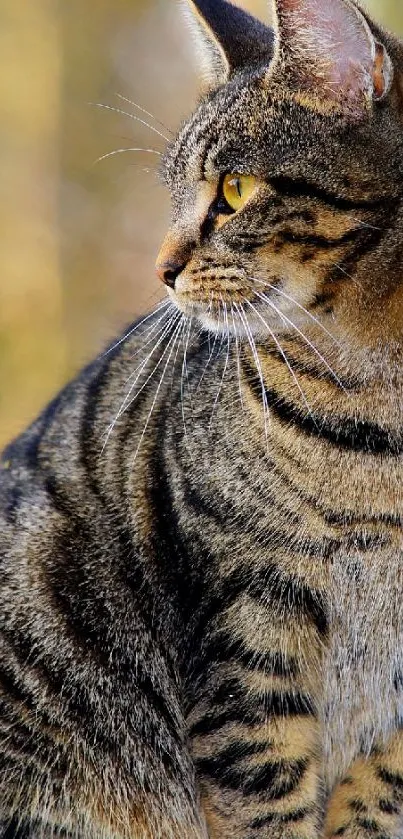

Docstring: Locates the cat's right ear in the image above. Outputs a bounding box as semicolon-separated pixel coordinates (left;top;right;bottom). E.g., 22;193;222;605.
184;0;275;91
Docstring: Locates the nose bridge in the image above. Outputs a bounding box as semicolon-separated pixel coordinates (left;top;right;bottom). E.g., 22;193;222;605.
155;225;197;288
156;181;216;288
157;225;195;269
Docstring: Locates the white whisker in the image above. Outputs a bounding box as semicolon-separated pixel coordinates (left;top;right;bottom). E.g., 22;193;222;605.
230;304;245;411
170;317;187;396
234;302;270;447
115;93;174;136
208;301;230;432
347;216;381;232
102;310;181;450
254;291;347;393
251;278;341;347
132;319;184;464
125;305;177;367
196;304;220;394
123;310;180;390
331;262;363;289
244;297;315;421
101;299;171;358
90;102;170;142
180;316;194;446
95;147;162;165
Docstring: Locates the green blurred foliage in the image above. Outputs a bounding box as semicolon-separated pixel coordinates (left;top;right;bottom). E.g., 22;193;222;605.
0;0;402;447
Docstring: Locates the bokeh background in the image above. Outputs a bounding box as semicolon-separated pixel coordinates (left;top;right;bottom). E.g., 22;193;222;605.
1;0;402;447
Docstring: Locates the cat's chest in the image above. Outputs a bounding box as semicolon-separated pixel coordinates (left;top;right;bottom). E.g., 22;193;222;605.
183;392;403;783
209;500;403;787
322;554;403;787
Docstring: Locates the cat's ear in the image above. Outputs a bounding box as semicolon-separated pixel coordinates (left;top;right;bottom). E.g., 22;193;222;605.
270;0;393;108
184;0;275;90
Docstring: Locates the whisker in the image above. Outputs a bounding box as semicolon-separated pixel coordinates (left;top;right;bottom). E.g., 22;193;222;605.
244;297;316;421
230;304;245;411
90;102;170;142
221;299;229;351
205;298;214;354
95;147;162;165
123;309;180;388
120;312;180;405
254;291;347;393
196;302;220;393
102;310;180;449
170;316;187;396
182;316;194;400
251;278;341;347
234;302;270;446
223;299;244;415
101;299;171;358
180;315;194;446
215;305;227;357
125;305;177;367
331;262;363;289
132;318;185;464
208;300;230;432
115;93;174;136
347;216;382;232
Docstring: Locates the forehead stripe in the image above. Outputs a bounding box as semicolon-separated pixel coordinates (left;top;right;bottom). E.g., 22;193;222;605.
173;87;243;181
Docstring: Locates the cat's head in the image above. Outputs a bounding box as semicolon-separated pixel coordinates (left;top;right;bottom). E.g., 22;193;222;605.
157;0;403;352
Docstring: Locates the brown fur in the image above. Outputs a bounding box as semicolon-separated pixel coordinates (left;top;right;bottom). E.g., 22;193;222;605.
1;0;403;836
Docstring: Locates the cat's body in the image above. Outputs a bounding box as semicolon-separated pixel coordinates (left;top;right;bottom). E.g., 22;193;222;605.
2;0;403;837
2;317;403;839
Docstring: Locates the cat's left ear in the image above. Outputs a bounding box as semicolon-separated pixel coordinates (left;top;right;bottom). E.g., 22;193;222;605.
270;0;393;108
184;0;275;90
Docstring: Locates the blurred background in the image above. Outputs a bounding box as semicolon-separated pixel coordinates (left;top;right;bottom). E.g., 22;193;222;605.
0;0;402;447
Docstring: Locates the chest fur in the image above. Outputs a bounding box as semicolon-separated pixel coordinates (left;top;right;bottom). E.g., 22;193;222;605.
322;553;403;787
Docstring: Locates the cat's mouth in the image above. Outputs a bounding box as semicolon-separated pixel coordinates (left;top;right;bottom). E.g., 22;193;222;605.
166;283;298;338
161;248;322;337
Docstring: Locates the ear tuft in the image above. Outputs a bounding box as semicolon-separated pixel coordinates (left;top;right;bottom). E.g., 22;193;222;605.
183;0;230;89
184;0;276;91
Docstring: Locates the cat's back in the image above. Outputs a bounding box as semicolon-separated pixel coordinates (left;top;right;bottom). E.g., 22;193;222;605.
0;307;195;631
0;307;196;522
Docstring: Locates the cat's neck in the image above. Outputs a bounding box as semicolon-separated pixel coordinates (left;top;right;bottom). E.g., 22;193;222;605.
239;330;403;432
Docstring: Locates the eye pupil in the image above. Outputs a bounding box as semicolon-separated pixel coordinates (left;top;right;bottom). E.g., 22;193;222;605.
236;179;242;198
216;197;230;214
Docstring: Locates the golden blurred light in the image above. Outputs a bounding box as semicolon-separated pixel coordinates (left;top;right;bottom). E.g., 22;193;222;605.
0;0;402;447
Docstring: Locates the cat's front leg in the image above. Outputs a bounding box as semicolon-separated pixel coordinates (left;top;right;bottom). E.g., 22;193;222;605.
195;714;322;838
187;594;326;838
324;731;403;839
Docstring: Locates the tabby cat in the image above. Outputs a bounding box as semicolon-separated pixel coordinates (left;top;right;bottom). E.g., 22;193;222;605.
1;0;403;836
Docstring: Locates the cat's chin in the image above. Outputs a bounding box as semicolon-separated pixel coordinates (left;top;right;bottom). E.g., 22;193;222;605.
167;291;206;321
167;291;287;339
169;297;227;335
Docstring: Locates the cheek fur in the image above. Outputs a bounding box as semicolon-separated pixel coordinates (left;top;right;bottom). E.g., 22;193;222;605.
170;232;332;328
181;192;380;336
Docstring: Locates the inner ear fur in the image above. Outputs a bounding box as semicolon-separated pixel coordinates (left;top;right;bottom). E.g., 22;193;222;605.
269;0;394;109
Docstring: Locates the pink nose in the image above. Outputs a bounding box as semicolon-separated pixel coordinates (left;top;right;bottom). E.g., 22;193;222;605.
155;260;186;289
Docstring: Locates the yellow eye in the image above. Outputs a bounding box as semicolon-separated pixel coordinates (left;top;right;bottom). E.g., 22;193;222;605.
222;173;257;212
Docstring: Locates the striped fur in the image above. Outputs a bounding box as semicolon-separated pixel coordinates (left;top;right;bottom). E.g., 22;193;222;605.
1;0;403;836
